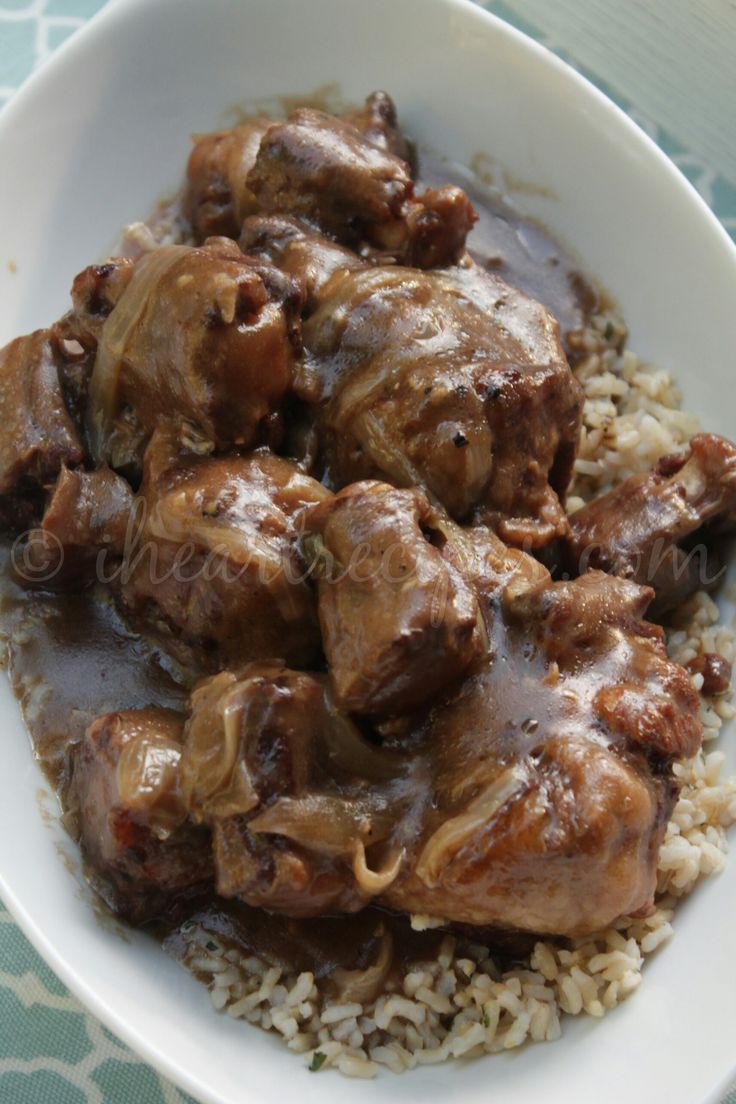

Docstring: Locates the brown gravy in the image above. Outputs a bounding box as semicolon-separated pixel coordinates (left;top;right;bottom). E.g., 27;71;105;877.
418;149;600;349
0;546;187;800
0;146;592;973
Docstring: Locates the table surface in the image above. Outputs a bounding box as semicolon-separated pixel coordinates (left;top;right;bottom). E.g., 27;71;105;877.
1;1;735;1101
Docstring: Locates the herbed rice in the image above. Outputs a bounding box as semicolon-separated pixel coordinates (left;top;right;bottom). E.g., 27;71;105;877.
179;310;736;1076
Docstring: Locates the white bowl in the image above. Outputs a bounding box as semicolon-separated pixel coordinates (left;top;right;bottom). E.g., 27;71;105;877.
1;2;736;1103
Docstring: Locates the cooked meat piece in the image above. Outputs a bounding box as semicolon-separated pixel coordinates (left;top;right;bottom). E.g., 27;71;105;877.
302;263;582;545
368;184;477;269
237;216;366;467
183;117;272;241
72;708;212;922
20;464;135;585
120;426;328;666
239;214;363;309
247;107;412;240
388;729;669;936
180;664;404;916
0;330;86;526
58;258;135;347
42;465;133;554
85;238;303;470
341;90;412;161
508;569;701;761
183;95;411;248
302;480;483;714
565;433;736;615
382;526;702;934
686;652;732;697
247;106;475;267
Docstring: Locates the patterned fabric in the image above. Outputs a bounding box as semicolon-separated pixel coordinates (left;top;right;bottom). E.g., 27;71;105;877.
0;902;194;1103
486;0;736;241
0;2;734;1101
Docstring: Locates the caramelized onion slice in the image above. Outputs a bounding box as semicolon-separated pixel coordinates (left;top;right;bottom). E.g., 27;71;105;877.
116;733;187;837
330;928;393;1004
349;407;426;491
414;763;529;888
247;793;394;856
352;839;404;894
87;246;187;460
180;675;261;821
321;706;404;783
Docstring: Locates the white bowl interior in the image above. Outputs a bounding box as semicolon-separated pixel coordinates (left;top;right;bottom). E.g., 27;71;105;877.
1;1;736;1103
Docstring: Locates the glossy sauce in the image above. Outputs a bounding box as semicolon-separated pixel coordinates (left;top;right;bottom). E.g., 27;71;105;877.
0;546;188;802
0;147;598;969
418;150;600;352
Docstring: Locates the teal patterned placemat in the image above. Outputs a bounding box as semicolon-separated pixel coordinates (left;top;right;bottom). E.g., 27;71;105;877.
1;2;734;1102
486;0;736;242
0;901;194;1103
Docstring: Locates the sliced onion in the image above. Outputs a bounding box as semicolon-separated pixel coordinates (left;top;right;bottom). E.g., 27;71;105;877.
330;928;393;1004
116;733;187;834
247;793;393;856
87;245;186;460
180;675;261;821
414;763;529;887
210;686;261;816
352;839;404;894
351;408;427;491
321;708;403;783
